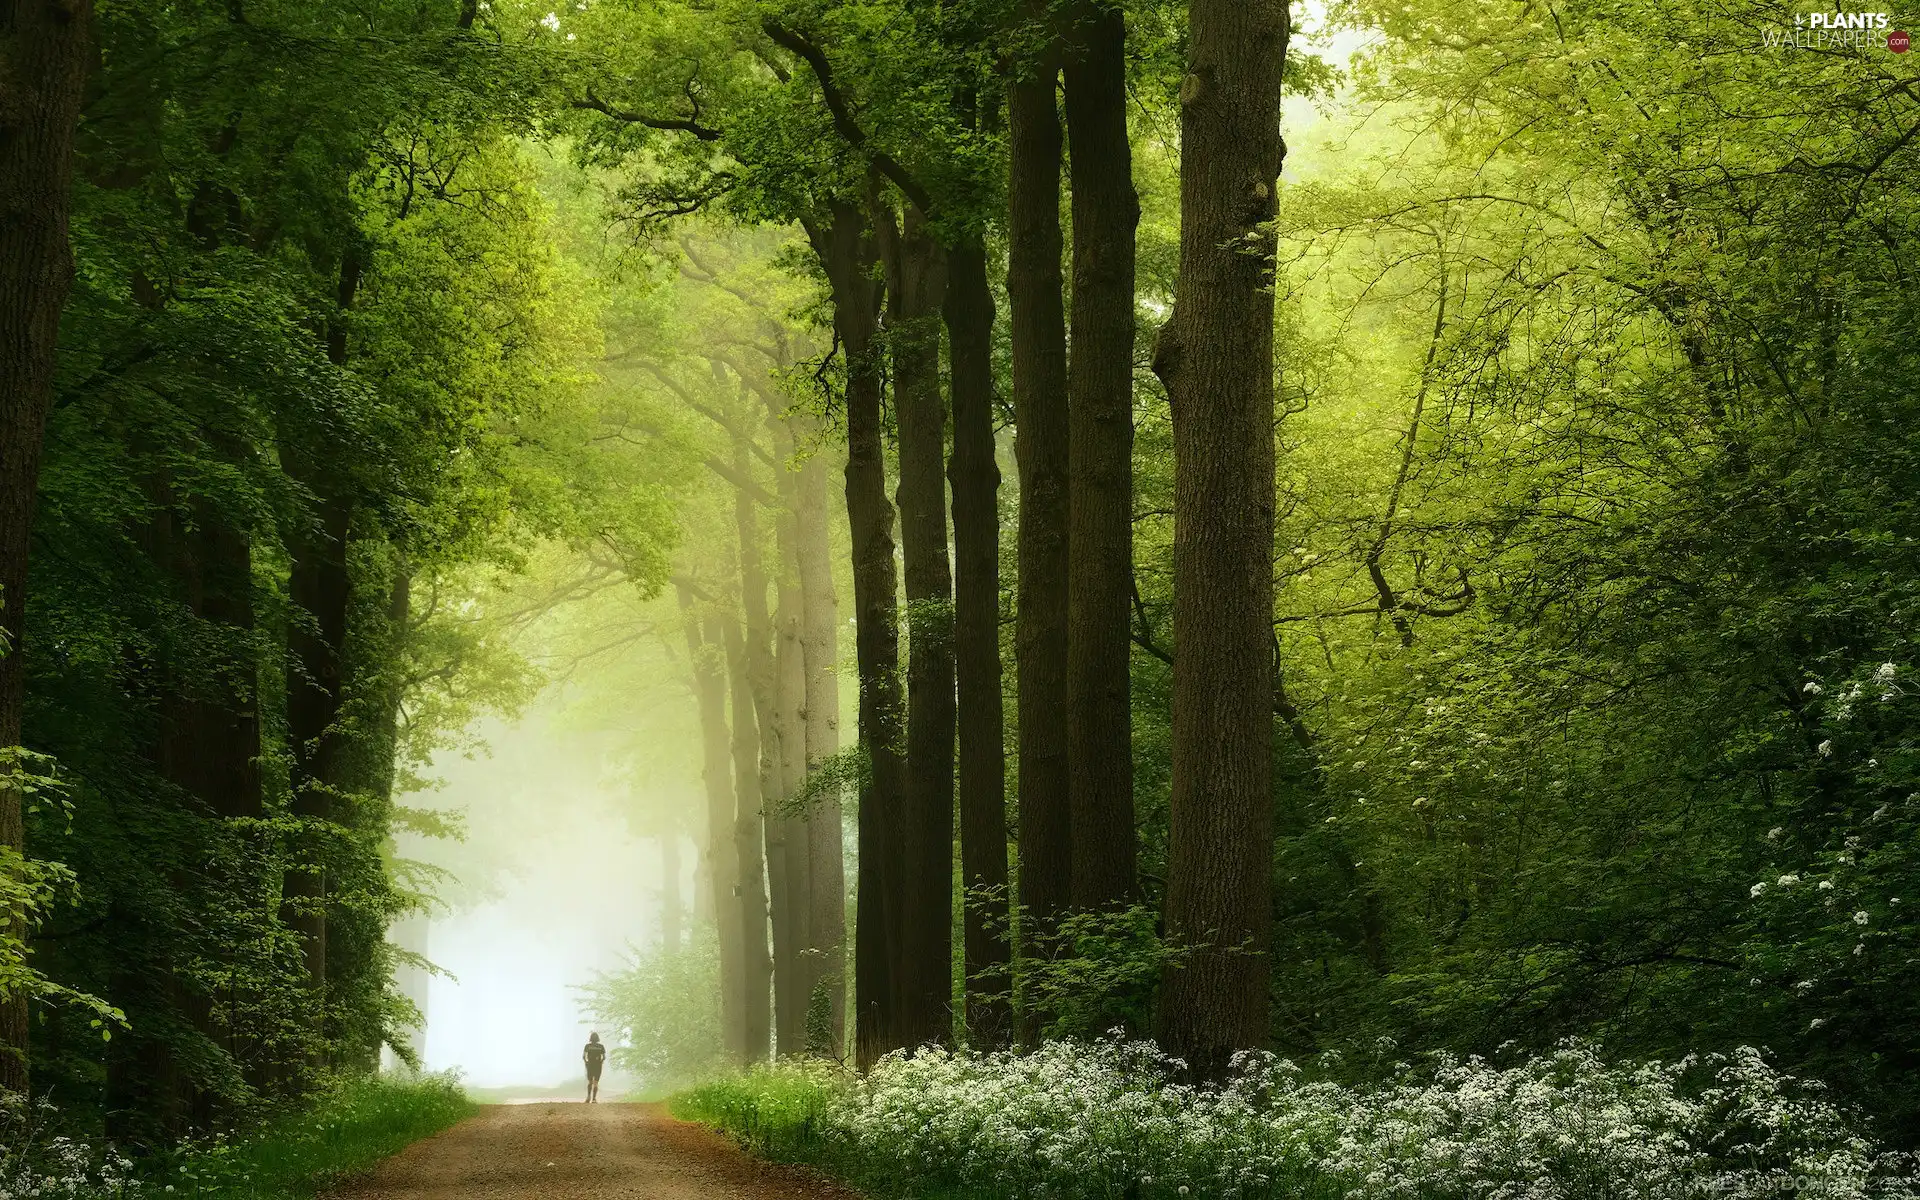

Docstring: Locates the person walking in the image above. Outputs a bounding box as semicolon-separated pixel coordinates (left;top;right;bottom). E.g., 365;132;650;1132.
583;1031;607;1103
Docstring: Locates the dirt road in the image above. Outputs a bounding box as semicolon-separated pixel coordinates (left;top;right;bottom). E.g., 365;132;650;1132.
326;1103;859;1200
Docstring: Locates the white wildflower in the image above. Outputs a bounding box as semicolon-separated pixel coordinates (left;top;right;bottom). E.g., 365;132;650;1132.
1817;740;1834;757
1854;910;1870;925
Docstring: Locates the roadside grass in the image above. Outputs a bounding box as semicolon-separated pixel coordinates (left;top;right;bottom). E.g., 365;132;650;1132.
672;1065;1054;1200
672;1067;937;1198
152;1074;475;1199
673;1067;841;1168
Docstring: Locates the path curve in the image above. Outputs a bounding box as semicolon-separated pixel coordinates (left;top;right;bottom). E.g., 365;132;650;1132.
326;1102;859;1200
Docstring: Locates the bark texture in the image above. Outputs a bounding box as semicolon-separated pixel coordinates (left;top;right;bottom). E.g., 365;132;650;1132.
0;0;97;1095
945;237;1010;1046
880;203;955;1050
771;415;818;1055
770;457;808;1056
808;202;905;1066
677;582;746;1062
795;442;846;1056
1006;44;1074;1026
724;611;774;1065
728;425;783;1065
1151;0;1289;1079
1062;0;1140;911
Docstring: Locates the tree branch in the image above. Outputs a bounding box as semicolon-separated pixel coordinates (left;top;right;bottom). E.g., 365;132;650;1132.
761;20;937;218
571;85;722;142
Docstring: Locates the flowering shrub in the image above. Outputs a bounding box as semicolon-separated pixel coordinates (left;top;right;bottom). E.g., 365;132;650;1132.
677;1038;1920;1200
0;1095;142;1200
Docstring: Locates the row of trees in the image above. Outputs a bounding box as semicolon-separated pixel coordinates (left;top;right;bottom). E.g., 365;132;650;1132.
542;0;1290;1074
11;0;1920;1156
569;0;1920;1146
0;0;680;1145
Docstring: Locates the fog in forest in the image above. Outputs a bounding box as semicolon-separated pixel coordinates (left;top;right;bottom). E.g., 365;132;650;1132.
390;584;714;1092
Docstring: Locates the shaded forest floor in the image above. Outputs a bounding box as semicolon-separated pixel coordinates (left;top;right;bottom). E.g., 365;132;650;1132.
324;1103;859;1200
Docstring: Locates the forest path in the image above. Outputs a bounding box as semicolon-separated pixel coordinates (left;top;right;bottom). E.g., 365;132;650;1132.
325;1102;859;1200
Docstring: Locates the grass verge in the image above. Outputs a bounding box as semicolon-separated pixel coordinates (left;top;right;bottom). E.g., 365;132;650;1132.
673;1067;841;1167
154;1074;475;1198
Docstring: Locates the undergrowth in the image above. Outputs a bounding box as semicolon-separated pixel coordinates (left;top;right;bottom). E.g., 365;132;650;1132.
0;1074;473;1199
674;1038;1920;1200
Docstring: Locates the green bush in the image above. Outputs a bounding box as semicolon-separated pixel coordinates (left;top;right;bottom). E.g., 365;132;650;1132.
576;933;725;1095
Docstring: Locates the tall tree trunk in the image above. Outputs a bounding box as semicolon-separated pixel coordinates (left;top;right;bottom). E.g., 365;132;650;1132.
770;587;808;1054
728;427;782;1065
945;237;1011;1046
1006;37;1073;1040
806;201;905;1066
0;0;96;1095
660;834;684;949
1063;1;1140;911
879;203;955;1050
723;609;774;1065
1150;0;1289;1081
677;581;745;1061
771;417;814;1056
794;440;846;1056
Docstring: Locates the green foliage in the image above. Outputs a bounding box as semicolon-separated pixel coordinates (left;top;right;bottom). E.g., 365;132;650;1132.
1219;0;1920;1141
0;751;123;1038
18;0;681;1152
0;1075;469;1199
575;933;725;1095
783;745;867;819
1012;902;1190;1041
